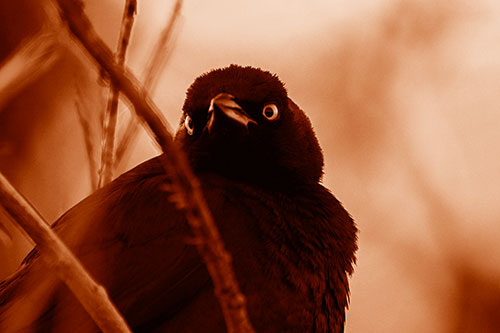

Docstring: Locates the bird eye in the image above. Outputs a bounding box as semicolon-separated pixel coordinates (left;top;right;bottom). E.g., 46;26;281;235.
184;115;194;135
262;104;279;121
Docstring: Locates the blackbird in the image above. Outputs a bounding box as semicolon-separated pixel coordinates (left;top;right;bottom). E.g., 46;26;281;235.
0;65;357;332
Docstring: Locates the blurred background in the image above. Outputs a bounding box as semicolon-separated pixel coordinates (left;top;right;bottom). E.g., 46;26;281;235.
1;0;500;331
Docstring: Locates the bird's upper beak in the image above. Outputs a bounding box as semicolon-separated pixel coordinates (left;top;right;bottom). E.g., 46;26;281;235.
206;93;257;134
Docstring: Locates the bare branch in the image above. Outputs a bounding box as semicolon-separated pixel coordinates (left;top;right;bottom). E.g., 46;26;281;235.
143;0;182;90
0;173;131;332
97;0;137;188
114;0;182;171
74;86;99;191
55;0;254;331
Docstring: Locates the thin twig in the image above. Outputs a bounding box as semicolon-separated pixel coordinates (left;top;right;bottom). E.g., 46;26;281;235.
113;0;182;171
143;0;182;90
0;173;131;332
97;0;137;187
0;31;60;111
112;112;138;170
55;1;254;331
74;86;99;191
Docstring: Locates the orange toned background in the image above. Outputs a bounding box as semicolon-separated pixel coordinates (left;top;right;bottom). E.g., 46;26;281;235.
1;0;500;331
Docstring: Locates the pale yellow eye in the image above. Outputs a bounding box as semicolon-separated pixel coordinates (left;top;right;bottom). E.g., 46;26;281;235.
185;115;194;135
262;104;279;121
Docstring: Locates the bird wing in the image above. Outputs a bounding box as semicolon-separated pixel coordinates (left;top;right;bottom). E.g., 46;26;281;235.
0;155;212;332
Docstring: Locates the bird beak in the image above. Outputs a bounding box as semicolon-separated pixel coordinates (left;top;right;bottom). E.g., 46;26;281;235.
206;93;257;133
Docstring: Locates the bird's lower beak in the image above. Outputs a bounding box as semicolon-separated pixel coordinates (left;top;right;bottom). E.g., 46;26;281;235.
206;93;257;134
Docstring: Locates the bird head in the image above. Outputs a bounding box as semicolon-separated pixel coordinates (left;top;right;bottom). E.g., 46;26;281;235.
175;65;324;187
